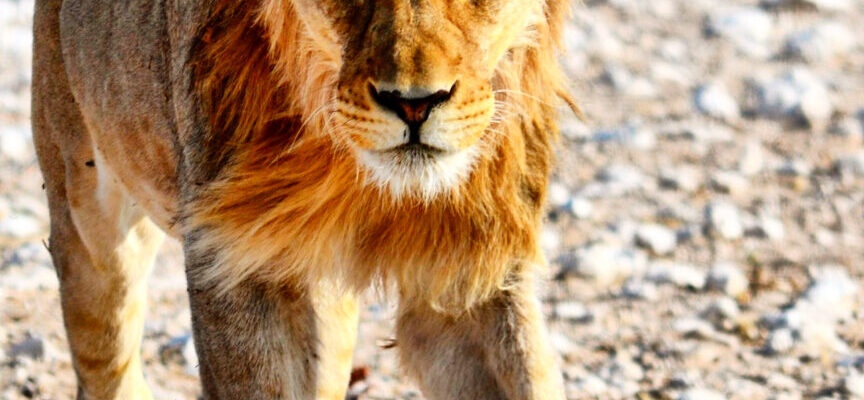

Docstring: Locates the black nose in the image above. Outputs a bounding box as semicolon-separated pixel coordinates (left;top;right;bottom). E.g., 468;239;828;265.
369;84;455;144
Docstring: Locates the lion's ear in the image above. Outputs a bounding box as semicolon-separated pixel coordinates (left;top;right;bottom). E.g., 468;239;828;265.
556;89;585;121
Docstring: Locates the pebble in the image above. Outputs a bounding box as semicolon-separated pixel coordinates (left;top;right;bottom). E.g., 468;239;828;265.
678;388;727;400
8;336;44;360
592;124;657;150
566;196;594;220
648;261;707;290
778;158;812;177
835;151;864;177
762;0;854;12
755;68;832;127
554;301;593;323
559;243;648;286
547;182;572;209
159;334;199;377
766;328;796;354
706;202;744;240
621;279;659;301
784;23;856;63
705;7;773;58
832;116;864;143
0;125;33;164
0;213;42;240
844;373;864;397
694;83;740;121
738;140;765;176
635;223;677;255
754;215;785;241
702;297;740;328
711;170;749;196
660;166;702;192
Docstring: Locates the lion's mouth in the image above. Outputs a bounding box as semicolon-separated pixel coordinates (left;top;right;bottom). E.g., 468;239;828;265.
377;142;447;158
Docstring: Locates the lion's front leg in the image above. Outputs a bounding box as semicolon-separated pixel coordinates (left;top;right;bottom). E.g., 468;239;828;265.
396;273;565;400
184;244;358;400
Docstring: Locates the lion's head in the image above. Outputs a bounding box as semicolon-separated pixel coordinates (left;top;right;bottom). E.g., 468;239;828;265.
226;0;575;199
193;0;575;310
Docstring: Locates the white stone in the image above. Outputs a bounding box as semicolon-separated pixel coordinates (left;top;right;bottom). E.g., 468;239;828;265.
706;8;773;58
597;165;646;192
835;151;864;177
566;196;594;220
592;124;657;150
739;140;765;176
844;374;864;397
694;83;740;121
706;202;744;240
659;166;702;193
547;182;571;209
577;375;609;396
756;68;832;127
648;261;707;290
711;170;749;195
554;301;592;322
621;279;659;301
778;158;812;177
679;388;727;400
560;243;648;286
540;227;561;256
785;23;856;63
0;126;33;164
707;262;750;297
0;213;42;239
635;223;677;255
755;215;785;241
767;328;796;354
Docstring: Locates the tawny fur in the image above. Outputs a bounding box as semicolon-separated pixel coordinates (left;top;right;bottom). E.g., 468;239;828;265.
190;0;573;312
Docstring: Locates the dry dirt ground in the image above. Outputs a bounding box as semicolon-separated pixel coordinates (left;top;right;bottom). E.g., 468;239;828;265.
2;0;864;399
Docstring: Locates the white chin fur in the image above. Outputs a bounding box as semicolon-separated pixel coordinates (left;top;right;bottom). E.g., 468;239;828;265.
355;146;480;201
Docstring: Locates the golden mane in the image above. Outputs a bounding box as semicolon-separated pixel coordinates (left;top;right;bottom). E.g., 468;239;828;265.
188;0;574;312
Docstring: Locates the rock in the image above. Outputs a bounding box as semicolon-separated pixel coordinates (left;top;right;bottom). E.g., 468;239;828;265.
8;336;44;360
659;166;702;192
784;23;856;63
635;224;677;255
597;164;646;192
0;213;42;240
706;202;744;240
739;140;765;176
549;332;576;354
754;215;785;241
679;388;727;400
592;124;657;150
621;279;659;301
831;116;864;143
554;301;593;323
599;357;644;393
576;375;609;396
766;328;796;354
547;182;571;209
778;158;812;177
711;170;749;196
844;373;864;397
694;83;740;121
705;7;773;58
762;0;854;12
603;64;658;98
702;297;740;328
801;266;859;322
0;125;33;164
540;227;561;256
159;334;199;377
835;151;864;177
566;196;594;220
755;68;832;127
648;261;706;290
558;243;648;286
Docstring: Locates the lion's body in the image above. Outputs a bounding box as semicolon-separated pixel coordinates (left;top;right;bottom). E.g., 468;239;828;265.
33;0;573;398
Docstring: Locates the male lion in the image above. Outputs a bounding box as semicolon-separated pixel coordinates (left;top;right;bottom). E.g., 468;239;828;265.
33;0;578;398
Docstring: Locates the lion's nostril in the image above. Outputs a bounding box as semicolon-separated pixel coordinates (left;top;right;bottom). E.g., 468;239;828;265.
369;83;455;144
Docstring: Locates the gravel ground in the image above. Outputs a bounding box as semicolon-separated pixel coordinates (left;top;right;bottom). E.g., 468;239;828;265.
2;0;864;399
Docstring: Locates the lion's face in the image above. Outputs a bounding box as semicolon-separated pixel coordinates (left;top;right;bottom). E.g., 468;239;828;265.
290;0;545;198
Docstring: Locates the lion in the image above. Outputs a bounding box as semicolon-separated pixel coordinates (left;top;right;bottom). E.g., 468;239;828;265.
32;0;578;398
